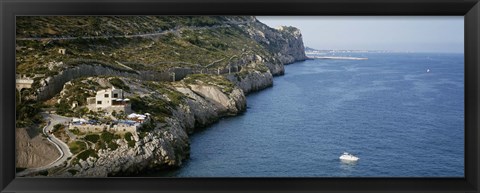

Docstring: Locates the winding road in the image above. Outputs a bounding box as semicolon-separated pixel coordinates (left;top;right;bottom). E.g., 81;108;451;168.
16;113;73;177
16;21;251;41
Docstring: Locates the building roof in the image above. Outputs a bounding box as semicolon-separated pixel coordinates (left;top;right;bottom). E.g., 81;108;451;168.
127;113;148;119
72;118;87;123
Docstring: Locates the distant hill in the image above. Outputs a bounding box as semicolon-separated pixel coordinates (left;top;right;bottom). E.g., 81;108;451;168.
305;46;319;52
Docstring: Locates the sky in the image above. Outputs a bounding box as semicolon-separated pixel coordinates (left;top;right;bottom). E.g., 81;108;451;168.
256;16;464;53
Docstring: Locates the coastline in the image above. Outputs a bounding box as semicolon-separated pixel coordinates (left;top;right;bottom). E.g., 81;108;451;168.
15;16;308;177
51;58;304;177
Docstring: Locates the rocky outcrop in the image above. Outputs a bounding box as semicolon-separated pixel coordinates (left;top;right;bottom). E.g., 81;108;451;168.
227;17;307;76
189;85;246;116
238;17;307;64
226;70;273;94
273;26;308;64
65;126;189;177
54;80;247;177
44;62;281;176
31;16;307;177
174;84;246;133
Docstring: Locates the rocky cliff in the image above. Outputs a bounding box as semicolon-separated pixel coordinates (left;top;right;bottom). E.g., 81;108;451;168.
54;76;247;177
44;62;288;177
240;17;308;69
16;16;307;177
29;17;306;101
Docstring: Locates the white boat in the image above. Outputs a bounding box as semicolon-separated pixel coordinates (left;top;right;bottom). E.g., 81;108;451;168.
339;152;359;161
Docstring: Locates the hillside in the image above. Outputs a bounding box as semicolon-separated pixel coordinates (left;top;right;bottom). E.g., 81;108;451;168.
17;16;305;77
15;16;307;177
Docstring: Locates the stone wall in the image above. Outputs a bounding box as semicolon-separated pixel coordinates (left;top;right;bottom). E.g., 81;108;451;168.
36;65;141;101
37;64;244;101
86;104;132;114
69;123;137;134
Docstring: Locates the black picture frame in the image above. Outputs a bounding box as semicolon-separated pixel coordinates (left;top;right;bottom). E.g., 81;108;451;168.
1;0;479;192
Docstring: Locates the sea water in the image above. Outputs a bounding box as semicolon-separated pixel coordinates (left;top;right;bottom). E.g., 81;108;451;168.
159;52;464;177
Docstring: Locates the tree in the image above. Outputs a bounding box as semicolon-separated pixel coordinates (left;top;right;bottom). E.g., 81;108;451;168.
53;124;65;133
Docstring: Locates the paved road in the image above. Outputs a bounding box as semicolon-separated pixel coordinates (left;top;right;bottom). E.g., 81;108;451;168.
16;113;73;177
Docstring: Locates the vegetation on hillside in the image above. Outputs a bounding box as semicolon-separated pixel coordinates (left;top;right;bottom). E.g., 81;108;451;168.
16;16;280;78
14;16;305;176
15;16;300;129
16;16;230;38
184;74;236;94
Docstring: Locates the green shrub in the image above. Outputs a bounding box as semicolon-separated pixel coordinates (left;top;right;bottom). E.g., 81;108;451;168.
54;102;73;116
97;141;107;150
100;131;114;142
71;128;83;135
68;141;87;154
138;119;156;132
107;142;119;150
130;96;172;116
138;131;147;139
127;140;135;148
124;132;133;142
77;149;98;160
84;134;100;143
109;77;130;92
53;124;64;133
124;132;136;148
16;101;42;127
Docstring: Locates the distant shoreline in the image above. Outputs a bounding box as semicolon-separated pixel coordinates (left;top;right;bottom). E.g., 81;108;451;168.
308;56;368;60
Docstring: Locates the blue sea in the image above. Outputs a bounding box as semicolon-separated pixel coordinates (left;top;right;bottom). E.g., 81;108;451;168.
162;52;465;177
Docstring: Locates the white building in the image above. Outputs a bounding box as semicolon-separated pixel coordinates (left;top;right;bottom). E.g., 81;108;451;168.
87;86;131;113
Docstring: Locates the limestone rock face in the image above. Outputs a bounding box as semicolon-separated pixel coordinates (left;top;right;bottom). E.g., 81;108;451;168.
174;87;220;130
60;123;190;177
38;16;307;177
188;84;246;116
274;26;308;64
189;84;232;113
226;70;273;94
264;62;285;76
227;88;247;115
55;79;247;177
172;83;246;133
228;17;307;76
239;18;308;63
